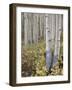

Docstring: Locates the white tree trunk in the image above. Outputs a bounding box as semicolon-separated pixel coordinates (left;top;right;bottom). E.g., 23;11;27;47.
53;14;63;65
51;14;56;48
46;14;52;69
27;13;32;44
57;15;63;58
32;14;38;43
24;13;28;46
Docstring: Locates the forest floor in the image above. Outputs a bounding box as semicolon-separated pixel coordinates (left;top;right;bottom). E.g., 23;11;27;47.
21;40;63;77
48;62;63;75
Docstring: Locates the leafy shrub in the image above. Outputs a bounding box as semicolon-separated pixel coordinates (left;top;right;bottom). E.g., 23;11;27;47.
21;40;48;77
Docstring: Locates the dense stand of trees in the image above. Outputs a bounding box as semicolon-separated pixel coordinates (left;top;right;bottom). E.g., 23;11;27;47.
21;13;63;74
21;13;45;45
45;14;63;71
